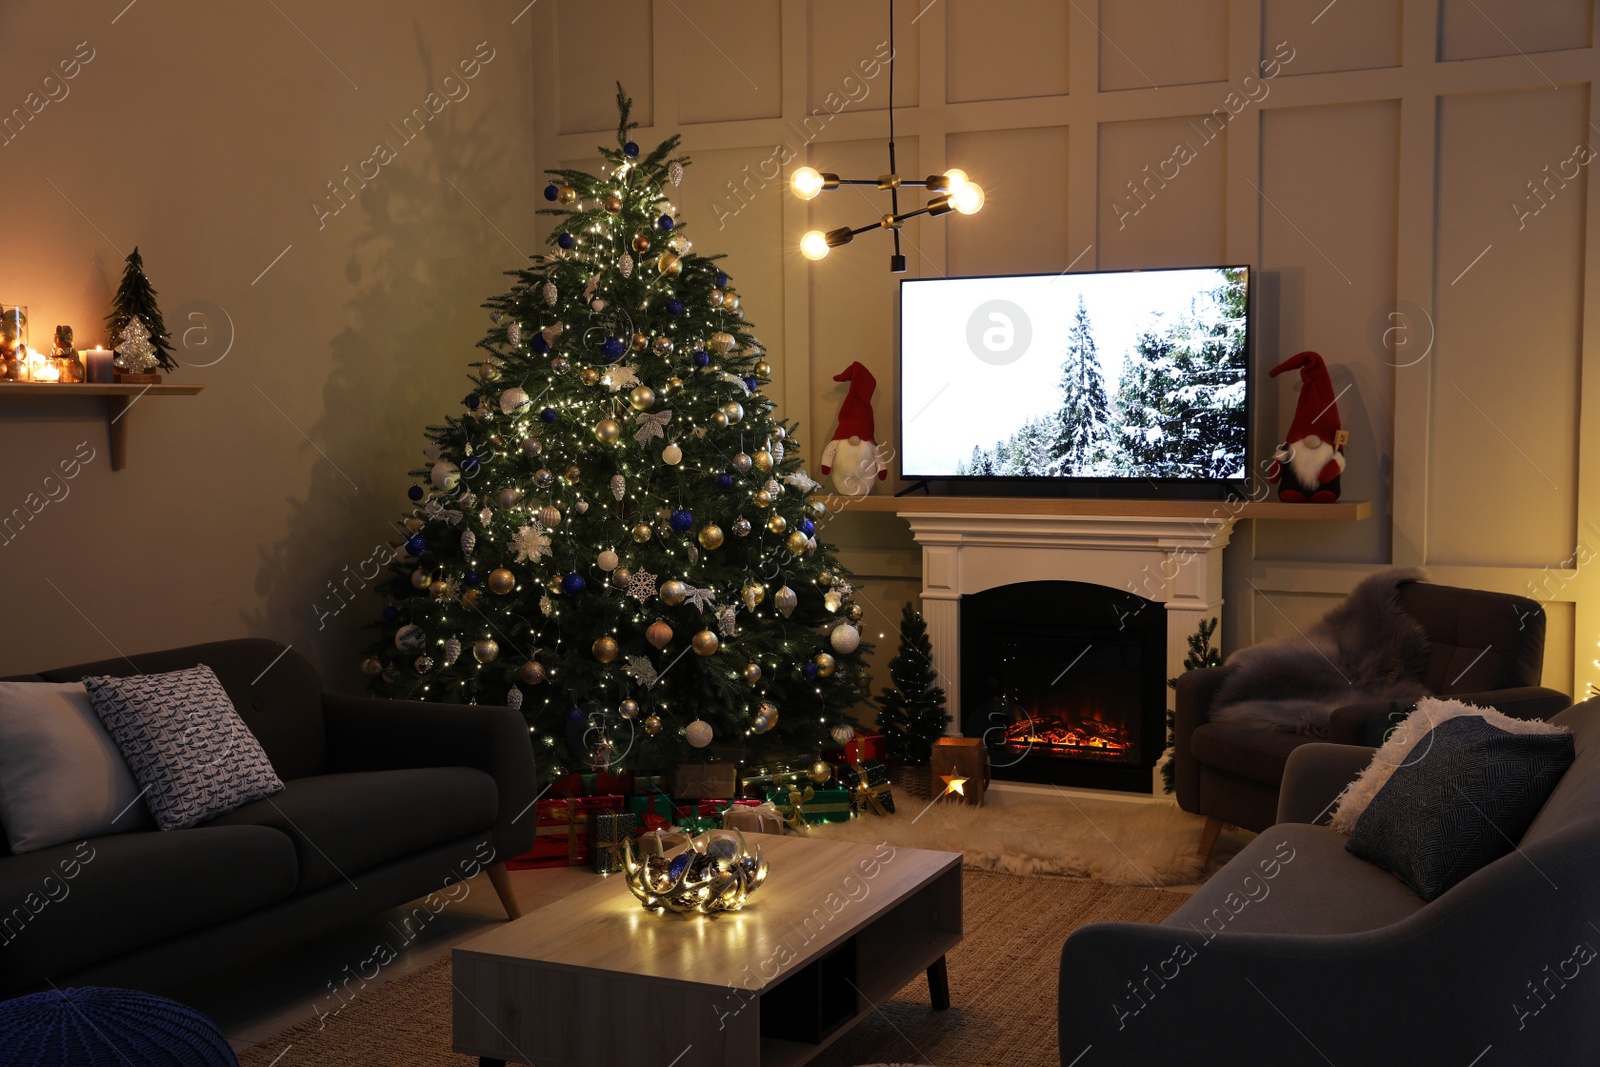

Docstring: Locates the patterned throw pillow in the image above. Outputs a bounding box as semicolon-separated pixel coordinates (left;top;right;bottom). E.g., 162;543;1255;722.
1346;715;1574;901
82;666;284;831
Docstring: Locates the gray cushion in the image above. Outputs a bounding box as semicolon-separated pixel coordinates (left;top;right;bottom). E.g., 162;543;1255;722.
1347;715;1574;901
83;666;284;831
0;682;150;853
203;768;497;892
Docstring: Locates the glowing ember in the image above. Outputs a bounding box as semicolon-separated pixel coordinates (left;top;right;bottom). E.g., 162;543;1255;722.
1003;711;1132;761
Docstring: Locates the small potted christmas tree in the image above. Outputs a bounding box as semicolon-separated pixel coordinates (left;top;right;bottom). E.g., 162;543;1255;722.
106;247;175;382
875;601;949;797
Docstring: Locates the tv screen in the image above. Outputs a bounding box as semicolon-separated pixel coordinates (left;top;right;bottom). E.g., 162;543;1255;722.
899;265;1250;493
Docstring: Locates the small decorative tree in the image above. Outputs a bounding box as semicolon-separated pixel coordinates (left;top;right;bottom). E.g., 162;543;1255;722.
1163;616;1222;792
106;247;176;372
876;602;949;765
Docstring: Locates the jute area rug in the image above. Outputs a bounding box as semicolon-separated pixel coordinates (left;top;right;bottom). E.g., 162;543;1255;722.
237;870;1183;1067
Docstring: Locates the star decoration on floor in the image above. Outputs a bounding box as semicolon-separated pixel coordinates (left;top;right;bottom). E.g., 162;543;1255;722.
940;772;969;797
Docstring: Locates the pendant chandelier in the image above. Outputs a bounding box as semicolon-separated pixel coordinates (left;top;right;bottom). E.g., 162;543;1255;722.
790;0;984;272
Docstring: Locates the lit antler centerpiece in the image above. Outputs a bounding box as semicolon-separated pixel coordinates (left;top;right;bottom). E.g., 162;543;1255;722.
623;829;769;914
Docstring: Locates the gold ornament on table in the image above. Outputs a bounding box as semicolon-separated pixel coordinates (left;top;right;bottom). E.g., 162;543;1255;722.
623;829;768;915
698;523;724;549
692;630;720;656
592;636;620;663
488;568;516;595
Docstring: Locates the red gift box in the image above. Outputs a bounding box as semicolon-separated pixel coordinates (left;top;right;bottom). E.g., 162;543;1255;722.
508;795;623;869
823;731;886;766
549;771;634;798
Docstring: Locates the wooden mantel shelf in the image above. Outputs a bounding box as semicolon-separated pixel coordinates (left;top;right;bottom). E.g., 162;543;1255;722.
0;382;205;471
838;493;1371;521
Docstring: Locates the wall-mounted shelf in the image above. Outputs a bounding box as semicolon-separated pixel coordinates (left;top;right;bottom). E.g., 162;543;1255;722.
0;382;205;471
837;494;1371;521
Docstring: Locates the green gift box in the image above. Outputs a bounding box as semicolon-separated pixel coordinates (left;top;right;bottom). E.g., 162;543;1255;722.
627;794;675;820
766;787;852;825
591;811;638;874
849;761;895;816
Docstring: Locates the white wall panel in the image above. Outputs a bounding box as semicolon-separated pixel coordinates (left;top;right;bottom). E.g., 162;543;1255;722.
1439;0;1592;61
1262;0;1402;75
556;0;653;133
1099;0;1227;90
947;127;1072;277
946;0;1070;102
1097;116;1228;270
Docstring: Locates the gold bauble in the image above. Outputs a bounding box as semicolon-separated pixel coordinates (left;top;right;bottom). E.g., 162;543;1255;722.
620;699;641;719
547;575;565;594
668;376;683;390
613;567;633;585
662;442;683;465
557;184;577;204
521;660;546;684
595;418;621;444
660;579;688;606
711;411;729;429
631;331;649;351
631;233;652;253
643;713;663;735
473;638;499;663
809;760;833;783
847;603;864;622
722;289;740;311
814;652;837;677
818;570;836;586
592;635;620;663
630;385;656;411
657;251;682;276
652;336;674;355
410;568;432;589
732;517;752;537
646;619;674;649
478;361;501;382
580;367;601;385
753;449;773;472
755;360;772;377
565;465;581;482
631;523;653;543
405;517;425;532
552;357;571;375
754;489;773;508
361;656;383;676
430;579;451;600
460;589;482;611
742;580;766;608
692;630;720;656
786;530;809;554
742;662;762;685
414;655;434;673
722;401;744;424
488;567;516;595
767;514;788;534
752;701;779;734
538;506;562;527
603;193;623;213
698;524;725;549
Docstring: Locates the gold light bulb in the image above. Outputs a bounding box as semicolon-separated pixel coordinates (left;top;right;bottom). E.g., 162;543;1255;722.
791;167;825;200
800;230;831;260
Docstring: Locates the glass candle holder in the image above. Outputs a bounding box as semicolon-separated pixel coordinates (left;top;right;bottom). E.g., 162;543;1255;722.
0;305;26;381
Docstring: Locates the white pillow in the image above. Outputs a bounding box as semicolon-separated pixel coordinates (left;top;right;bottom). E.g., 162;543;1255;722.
1329;696;1570;834
0;681;151;853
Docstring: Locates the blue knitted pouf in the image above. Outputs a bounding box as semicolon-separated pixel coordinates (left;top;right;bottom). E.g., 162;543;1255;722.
0;987;238;1067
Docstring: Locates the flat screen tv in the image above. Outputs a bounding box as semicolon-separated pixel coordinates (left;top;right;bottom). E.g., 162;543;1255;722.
898;265;1251;499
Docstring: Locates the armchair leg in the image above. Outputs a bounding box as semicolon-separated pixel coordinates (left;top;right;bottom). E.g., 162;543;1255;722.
1197;817;1223;860
486;861;523;920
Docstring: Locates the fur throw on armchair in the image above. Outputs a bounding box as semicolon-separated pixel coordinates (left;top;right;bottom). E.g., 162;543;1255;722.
1209;568;1431;736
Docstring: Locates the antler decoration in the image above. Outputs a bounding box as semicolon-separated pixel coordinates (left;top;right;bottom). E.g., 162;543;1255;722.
623;829;769;914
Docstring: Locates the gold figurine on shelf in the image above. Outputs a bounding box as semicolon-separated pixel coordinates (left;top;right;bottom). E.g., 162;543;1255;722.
51;325;84;383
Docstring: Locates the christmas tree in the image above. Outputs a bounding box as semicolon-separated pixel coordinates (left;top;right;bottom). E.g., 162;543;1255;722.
1163;616;1221;792
876;602;949;764
106;247;176;372
1053;295;1113;473
361;87;871;778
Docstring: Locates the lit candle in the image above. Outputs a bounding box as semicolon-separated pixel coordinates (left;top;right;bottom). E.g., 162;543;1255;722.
83;346;114;383
35;360;60;382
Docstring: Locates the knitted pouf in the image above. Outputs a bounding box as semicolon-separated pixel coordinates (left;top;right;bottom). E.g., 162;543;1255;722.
0;987;238;1067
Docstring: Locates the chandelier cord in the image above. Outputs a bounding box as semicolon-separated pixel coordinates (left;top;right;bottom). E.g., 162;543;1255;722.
887;0;902;262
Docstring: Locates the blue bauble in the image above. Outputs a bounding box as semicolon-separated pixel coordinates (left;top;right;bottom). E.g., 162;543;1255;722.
407;484;424;501
404;533;427;556
715;473;735;490
557;232;576;250
568;706;585;722
382;605;400;622
465;393;481;410
693;351;712;368
668;852;692;880
802;662;820;679
461;455;481;477
669;508;694;533
716;271;729;287
464;571;482;587
799;518;815;536
745;376;759;391
624;141;640;158
602;336;626;361
562;572;588;596
666;299;684;316
541;406;559;423
531;333;549;354
657;215;674;231
543;183;559;201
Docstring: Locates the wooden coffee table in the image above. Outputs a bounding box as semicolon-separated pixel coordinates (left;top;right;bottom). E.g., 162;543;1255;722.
452;835;962;1067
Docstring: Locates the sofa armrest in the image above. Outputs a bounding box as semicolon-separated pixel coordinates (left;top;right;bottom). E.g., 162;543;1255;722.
1326;699;1403;745
322;693;537;864
1444;685;1571;720
1173;665;1234;814
1276;742;1374;824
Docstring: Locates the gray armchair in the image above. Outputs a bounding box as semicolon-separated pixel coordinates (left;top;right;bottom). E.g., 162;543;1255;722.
1175;579;1569;839
1059;700;1600;1066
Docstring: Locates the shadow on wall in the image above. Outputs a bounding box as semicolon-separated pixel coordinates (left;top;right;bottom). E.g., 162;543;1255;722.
242;40;513;696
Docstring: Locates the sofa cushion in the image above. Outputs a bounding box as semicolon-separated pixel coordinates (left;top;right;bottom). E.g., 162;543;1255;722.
1163;823;1427;937
1347;715;1574;901
0;682;151;853
1190;721;1313;786
1521;701;1600;846
0;826;296;993
83;666;285;830
203;768;497;892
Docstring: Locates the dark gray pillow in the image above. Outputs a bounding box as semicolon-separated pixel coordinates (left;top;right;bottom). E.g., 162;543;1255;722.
1347;715;1574;901
83;666;284;831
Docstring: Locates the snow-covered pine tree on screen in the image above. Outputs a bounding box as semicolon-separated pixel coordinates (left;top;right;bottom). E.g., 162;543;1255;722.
361;87;871;777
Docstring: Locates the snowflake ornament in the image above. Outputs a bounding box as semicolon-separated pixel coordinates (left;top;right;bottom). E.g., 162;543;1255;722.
624;656;659;688
511;524;552;563
626;569;659;601
785;471;819;493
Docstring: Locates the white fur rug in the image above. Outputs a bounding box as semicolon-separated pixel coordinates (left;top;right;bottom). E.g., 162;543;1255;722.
805;798;1225;886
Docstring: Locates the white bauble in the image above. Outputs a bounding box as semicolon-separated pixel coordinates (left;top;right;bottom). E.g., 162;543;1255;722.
598;548;619;571
829;623;861;654
686;719;714;748
499;387;530;414
423;442;442;460
394;624;424;652
662;442;683;465
430;461;460;490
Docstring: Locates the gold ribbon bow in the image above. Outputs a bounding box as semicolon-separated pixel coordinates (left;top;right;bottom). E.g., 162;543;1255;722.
783;786;816;832
852;763;890;817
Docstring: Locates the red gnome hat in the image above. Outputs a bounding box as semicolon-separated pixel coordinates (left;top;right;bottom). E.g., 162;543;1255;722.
830;361;878;442
1269;351;1341;444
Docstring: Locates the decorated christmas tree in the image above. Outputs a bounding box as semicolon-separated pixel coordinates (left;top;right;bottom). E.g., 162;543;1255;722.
1163;616;1221;792
361;88;871;778
876;602;949;764
106;247;176;372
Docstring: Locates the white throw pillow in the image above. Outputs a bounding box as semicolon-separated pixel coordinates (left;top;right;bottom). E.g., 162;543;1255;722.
0;681;152;853
1328;696;1570;834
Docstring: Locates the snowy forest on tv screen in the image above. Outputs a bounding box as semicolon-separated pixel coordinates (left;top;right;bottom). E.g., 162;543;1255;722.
955;267;1248;480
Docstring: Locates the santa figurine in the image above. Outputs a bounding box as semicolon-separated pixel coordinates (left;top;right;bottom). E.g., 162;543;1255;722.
1267;350;1346;503
820;361;890;496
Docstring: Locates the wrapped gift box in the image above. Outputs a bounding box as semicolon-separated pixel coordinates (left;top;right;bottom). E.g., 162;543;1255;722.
822;731;886;766
632;773;668;795
509;795;623;869
550;770;633;797
739;761;813;798
627;793;676;823
766;787;853;825
591;810;639;874
848;760;895;815
673;762;738;800
723;800;785;835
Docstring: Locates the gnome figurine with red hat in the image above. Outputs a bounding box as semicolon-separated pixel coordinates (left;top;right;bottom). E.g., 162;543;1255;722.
1267;351;1346;502
820;361;890;496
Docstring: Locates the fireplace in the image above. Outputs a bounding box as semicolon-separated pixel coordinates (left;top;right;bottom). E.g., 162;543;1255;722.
959;581;1166;793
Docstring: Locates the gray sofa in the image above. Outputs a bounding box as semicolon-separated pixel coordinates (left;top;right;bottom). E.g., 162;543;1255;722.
1060;698;1600;1065
0;639;537;997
